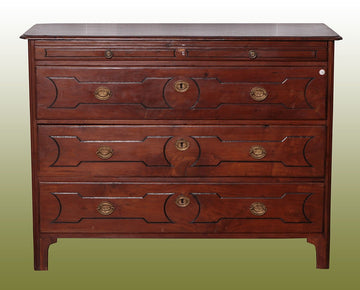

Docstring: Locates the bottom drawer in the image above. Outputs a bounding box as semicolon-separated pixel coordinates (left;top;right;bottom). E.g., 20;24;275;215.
39;182;324;234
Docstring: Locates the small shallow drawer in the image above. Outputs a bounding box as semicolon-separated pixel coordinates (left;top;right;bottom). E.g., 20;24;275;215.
39;182;324;234
34;40;327;61
38;125;326;178
36;66;327;120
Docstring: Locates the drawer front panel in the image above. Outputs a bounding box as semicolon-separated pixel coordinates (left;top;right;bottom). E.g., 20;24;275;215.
38;125;326;177
39;182;324;233
36;66;327;120
35;40;327;61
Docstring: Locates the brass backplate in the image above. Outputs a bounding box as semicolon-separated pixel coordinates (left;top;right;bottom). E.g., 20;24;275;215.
250;202;267;216
250;87;268;102
105;49;113;59
96;146;113;159
175;138;190;151
97;201;115;216
175;195;191;208
248;49;257;59
249;145;267;159
94;86;112;101
174;80;190;93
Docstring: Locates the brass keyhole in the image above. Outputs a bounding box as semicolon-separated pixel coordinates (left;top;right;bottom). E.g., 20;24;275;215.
175;195;190;208
175;138;190;151
174;80;190;93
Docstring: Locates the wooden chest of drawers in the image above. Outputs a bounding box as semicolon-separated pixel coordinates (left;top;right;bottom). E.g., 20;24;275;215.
21;23;341;270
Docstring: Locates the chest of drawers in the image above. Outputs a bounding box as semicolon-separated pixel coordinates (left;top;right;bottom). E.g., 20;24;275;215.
21;23;341;270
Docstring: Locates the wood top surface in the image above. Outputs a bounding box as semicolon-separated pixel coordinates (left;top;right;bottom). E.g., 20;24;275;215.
21;23;342;40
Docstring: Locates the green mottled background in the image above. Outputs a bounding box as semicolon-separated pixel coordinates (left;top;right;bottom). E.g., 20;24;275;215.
1;1;359;289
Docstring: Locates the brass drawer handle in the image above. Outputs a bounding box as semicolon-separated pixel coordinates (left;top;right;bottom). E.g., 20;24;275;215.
250;87;268;102
96;146;113;159
174;80;190;93
249;145;266;159
175;195;190;208
248;50;257;59
250;202;267;216
94;86;112;101
105;49;113;59
175;138;190;151
97;201;115;216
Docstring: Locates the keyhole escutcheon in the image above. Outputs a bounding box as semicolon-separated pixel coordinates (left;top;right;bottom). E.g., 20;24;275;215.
174;80;190;93
175;195;191;208
175;138;190;151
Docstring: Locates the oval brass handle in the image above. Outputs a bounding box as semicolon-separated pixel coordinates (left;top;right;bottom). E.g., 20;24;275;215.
175;138;190;151
94;86;112;101
105;49;113;59
96;146;113;160
175;195;190;208
97;201;115;216
250;202;267;216
174;80;190;93
250;87;268;102
249;145;267;159
248;50;257;59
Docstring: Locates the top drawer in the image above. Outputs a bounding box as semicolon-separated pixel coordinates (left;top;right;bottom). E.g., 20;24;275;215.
34;40;328;62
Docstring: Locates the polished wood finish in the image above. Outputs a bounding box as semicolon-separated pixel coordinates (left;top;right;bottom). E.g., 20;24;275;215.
36;66;327;120
38;125;326;177
40;182;324;233
34;40;328;61
21;23;342;40
22;24;341;270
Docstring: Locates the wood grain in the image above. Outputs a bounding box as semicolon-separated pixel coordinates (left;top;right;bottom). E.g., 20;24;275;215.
36;66;327;120
22;24;341;270
39;182;324;233
37;125;326;178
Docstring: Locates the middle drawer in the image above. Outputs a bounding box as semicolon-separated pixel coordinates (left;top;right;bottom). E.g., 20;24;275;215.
36;66;327;120
38;125;326;178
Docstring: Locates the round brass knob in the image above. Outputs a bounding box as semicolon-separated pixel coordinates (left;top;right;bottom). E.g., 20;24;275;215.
250;87;268;102
97;201;115;216
249;145;267;160
175;138;190;151
250;202;267;216
248;50;257;59
94;86;112;101
96;146;113;160
175;195;190;208
174;80;190;93
105;49;113;59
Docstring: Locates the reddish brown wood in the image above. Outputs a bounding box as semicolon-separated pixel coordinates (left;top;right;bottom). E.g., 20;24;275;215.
37;125;326;178
27;39;42;271
307;234;329;269
36;66;327;120
33;40;328;61
34;236;57;271
22;24;341;270
39;182;324;233
20;23;342;40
